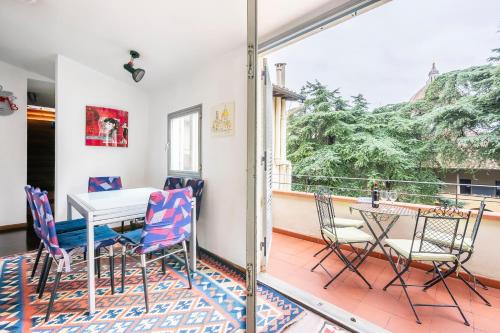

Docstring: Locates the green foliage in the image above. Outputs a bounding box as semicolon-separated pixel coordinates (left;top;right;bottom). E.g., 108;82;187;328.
488;48;500;63
287;61;500;204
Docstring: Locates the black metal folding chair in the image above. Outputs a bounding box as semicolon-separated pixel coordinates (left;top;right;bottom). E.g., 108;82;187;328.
311;190;374;289
312;190;364;259
383;206;472;325
422;201;490;306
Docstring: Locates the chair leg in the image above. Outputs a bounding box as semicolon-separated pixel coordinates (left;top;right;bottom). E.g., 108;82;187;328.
95;249;101;279
323;245;356;289
349;243;371;270
457;274;491;306
400;274;421;324
311;248;334;272
161;249;166;274
461;265;488;290
383;261;410;290
384;261;421;324
337;247;372;289
324;260;351;289
140;254;149;313
31;242;44;279
475;277;488;290
39;256;53;299
36;253;50;293
45;262;63;322
423;264;456;291
433;262;470;326
313;244;330;257
182;241;192;289
425;262;444;274
121;247;126;293
429;261;489;292
108;246;115;295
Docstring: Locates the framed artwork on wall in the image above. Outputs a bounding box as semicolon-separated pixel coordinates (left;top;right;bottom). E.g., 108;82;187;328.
85;106;128;147
211;102;235;137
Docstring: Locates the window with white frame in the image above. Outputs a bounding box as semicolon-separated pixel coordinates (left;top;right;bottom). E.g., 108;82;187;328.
167;105;201;177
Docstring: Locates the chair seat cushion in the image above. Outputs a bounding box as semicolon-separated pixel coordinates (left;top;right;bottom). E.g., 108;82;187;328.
120;229;142;245
420;232;472;252
58;225;119;250
119;228;188;254
334;217;364;229
323;227;374;244
55;218;87;234
385;238;457;262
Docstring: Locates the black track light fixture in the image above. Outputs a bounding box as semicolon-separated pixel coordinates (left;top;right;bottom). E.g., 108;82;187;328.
123;50;145;82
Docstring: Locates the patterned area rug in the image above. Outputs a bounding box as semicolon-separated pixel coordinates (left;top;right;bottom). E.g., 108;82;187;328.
0;250;304;332
319;321;349;333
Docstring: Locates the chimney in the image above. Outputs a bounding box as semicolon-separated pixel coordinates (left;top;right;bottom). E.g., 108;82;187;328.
275;63;287;87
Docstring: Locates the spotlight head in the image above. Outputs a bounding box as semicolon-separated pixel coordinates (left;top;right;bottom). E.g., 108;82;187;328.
132;68;145;82
123;50;145;82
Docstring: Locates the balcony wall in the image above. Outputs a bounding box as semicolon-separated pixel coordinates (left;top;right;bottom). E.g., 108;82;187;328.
272;189;500;281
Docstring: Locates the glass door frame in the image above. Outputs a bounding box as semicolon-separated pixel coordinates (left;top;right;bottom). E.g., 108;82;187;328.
246;0;258;332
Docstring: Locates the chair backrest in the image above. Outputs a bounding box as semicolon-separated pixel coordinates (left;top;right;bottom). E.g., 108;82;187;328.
25;185;42;237
185;178;204;219
31;190;63;257
314;190;336;242
139;188;193;254
411;206;471;258
163;176;185;190
88;176;122;193
470;201;486;246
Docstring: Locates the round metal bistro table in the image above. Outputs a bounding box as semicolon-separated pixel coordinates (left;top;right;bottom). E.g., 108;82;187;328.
349;203;416;267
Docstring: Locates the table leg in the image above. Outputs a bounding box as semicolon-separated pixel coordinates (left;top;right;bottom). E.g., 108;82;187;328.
87;213;96;315
67;197;72;220
190;198;197;272
354;212;400;268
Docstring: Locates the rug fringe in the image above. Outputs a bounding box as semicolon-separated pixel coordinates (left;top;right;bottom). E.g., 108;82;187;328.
278;310;308;333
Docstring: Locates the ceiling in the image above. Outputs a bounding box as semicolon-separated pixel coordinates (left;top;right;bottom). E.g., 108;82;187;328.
28;79;55;108
0;0;348;91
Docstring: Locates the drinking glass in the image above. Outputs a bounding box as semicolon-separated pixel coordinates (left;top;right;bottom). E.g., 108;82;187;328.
388;190;398;203
380;190;388;202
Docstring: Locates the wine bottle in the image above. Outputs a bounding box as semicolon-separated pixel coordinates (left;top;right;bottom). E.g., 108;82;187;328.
372;182;380;208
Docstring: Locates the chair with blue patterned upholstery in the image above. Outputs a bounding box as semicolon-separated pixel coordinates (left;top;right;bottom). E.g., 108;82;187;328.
25;185;87;281
119;188;193;312
184;178;204;220
31;190;120;322
88;176;123;193
88;176;127;235
163;176;185;190
88;176;125;276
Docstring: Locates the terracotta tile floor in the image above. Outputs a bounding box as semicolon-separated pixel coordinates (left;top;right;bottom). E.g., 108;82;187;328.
268;232;500;333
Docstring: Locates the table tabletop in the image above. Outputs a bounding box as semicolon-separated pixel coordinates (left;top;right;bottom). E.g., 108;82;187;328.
350;203;416;217
70;187;160;212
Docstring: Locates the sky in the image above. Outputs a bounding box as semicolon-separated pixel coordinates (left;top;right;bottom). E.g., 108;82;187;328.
267;0;500;110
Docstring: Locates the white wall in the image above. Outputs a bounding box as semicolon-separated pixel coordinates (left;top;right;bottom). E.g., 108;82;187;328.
55;55;149;220
147;47;247;266
0;60;52;227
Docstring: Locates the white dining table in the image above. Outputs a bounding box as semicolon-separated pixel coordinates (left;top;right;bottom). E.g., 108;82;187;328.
66;187;197;315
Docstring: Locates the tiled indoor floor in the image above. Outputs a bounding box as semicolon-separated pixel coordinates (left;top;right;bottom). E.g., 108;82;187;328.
268;232;500;333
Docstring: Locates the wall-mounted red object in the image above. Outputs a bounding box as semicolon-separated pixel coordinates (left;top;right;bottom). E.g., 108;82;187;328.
0;85;18;115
